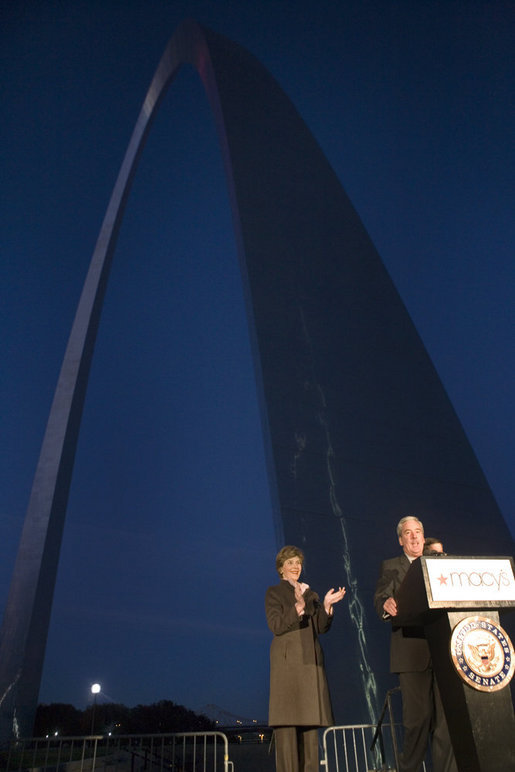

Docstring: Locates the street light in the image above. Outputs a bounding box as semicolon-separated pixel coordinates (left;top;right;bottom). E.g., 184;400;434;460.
90;683;101;734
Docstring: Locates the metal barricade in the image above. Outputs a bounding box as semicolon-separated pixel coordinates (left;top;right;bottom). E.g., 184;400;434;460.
320;723;399;772
1;731;234;772
319;722;428;772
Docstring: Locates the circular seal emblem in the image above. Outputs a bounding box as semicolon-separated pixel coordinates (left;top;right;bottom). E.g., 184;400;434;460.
450;615;515;692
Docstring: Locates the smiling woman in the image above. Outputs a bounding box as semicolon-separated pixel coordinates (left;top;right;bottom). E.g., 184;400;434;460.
265;546;346;772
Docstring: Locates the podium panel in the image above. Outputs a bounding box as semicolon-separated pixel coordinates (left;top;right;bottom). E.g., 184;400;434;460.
395;556;515;771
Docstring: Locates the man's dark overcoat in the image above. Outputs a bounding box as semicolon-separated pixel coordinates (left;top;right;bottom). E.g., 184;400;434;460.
374;553;457;772
265;579;334;727
373;554;430;672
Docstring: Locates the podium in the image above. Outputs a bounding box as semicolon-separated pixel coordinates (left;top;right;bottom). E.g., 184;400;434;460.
395;555;515;771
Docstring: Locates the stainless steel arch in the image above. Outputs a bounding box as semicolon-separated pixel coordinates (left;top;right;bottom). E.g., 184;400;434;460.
0;19;223;741
1;19;513;740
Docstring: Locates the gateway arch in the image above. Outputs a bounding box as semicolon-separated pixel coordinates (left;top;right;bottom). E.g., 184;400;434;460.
1;19;513;739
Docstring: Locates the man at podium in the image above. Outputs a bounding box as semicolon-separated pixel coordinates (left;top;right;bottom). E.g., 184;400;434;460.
374;516;457;772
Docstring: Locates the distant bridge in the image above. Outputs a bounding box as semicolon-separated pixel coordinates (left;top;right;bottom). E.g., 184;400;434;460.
200;704;267;728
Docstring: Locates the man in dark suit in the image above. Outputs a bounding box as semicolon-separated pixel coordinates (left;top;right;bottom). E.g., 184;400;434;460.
374;516;457;772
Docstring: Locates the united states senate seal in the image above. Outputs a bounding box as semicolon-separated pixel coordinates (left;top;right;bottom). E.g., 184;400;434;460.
450;615;514;692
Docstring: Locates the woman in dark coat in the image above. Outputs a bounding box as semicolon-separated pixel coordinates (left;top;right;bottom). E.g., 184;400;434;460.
265;545;346;772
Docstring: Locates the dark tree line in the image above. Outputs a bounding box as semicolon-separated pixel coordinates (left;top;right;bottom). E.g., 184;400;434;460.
34;700;215;737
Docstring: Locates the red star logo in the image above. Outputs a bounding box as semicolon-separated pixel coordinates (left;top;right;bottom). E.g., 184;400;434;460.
438;574;448;585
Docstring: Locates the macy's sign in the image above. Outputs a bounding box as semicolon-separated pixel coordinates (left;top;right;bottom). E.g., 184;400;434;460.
425;557;515;604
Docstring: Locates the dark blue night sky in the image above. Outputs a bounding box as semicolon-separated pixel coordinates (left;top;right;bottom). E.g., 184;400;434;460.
1;0;514;721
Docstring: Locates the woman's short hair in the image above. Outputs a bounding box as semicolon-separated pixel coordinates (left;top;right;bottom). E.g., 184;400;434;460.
276;545;304;575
